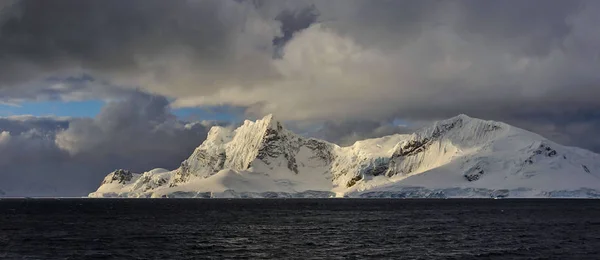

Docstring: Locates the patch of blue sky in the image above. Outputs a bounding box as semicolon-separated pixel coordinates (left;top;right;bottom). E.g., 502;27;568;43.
0;99;245;123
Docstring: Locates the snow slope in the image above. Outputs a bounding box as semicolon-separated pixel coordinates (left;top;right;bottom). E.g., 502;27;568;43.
89;114;600;198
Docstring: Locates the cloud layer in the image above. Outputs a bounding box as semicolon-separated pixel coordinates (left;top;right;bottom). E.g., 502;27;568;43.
1;0;596;122
198;0;599;123
0;93;221;196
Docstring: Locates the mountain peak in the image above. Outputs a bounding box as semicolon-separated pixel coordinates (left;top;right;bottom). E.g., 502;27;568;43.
429;114;505;134
261;113;275;122
259;113;281;131
240;114;282;131
436;114;474;125
454;113;473;120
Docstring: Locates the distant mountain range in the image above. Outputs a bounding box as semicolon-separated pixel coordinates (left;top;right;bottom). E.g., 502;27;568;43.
90;114;600;198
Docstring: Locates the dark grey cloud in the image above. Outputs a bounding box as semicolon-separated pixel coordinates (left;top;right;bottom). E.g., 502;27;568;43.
284;0;580;55
272;4;319;57
2;0;597;125
172;0;600;125
0;115;68;134
1;0;224;76
0;92;224;196
0;74;134;103
0;0;280;100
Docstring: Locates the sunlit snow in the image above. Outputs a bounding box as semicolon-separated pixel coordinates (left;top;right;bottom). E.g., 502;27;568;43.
89;114;600;198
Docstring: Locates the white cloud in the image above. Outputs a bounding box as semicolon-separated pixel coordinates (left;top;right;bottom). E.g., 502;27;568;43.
0;130;10;143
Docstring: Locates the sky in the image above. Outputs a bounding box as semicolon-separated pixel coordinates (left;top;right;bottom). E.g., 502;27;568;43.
1;0;600;196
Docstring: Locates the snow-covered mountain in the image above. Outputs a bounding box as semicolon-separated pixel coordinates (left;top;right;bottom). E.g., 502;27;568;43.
89;114;600;198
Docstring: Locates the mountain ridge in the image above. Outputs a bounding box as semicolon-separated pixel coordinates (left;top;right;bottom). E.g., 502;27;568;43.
89;114;600;198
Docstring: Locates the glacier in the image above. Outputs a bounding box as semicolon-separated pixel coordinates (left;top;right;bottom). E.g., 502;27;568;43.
89;114;600;198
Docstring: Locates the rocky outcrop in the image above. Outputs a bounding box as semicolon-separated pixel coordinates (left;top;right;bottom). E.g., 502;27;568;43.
102;169;134;185
256;122;301;173
525;143;559;165
464;161;488;182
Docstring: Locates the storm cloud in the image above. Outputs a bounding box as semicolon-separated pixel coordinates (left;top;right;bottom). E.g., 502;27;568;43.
0;0;281;99
1;0;598;122
203;0;600;122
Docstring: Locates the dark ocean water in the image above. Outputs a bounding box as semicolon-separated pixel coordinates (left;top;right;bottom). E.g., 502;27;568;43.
1;199;600;260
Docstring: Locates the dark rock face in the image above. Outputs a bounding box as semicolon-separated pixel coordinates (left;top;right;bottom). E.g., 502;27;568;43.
390;119;463;159
394;138;431;158
536;143;557;157
304;139;335;164
358;157;389;177
464;162;487;182
346;175;363;188
525;143;558;165
365;163;389;177
217;152;226;169
256;122;335;174
386;139;432;177
257;124;300;174
483;124;502;132
170;161;191;186
431;118;464;138
257;127;284;160
172;149;229;186
583;165;591;173
386;139;429;177
139;176;167;192
193;149;228;173
104;169;133;184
